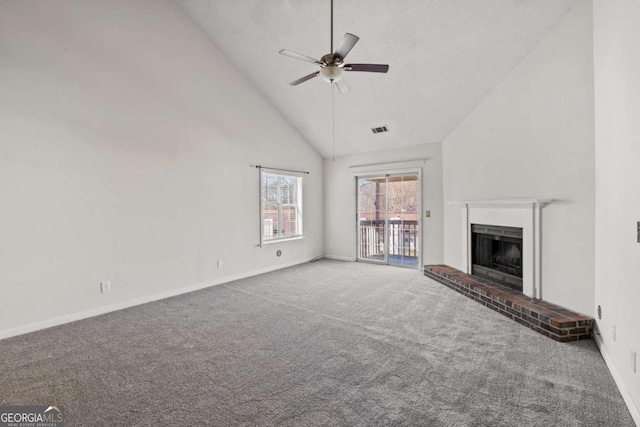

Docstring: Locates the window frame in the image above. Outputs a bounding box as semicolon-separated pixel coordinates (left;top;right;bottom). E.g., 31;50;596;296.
259;168;303;246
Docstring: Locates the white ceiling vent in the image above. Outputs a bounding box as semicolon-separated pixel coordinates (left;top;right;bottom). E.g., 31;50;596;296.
371;125;389;134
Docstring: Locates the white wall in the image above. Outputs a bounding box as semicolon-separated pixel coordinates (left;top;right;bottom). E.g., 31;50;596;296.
442;1;595;315
593;0;640;421
324;143;443;265
0;0;323;336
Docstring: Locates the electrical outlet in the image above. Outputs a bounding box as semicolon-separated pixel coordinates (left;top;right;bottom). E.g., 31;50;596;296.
100;281;111;293
217;260;223;268
612;325;616;341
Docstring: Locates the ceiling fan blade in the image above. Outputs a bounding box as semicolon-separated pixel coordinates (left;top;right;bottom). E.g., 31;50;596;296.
279;49;321;65
344;63;389;73
289;71;320;86
335;78;350;94
334;33;359;59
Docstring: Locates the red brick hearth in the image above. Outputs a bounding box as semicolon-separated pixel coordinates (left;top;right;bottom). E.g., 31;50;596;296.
424;265;594;342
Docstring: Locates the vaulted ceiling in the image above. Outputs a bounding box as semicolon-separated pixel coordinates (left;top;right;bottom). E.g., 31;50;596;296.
177;0;579;158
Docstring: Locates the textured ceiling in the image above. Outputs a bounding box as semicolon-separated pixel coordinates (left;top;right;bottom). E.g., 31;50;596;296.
177;0;578;158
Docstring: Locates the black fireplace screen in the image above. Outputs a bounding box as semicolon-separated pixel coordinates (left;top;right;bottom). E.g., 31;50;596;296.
471;224;523;291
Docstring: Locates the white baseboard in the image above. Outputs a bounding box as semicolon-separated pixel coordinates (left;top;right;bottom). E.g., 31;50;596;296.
0;257;316;341
594;331;640;426
323;254;356;262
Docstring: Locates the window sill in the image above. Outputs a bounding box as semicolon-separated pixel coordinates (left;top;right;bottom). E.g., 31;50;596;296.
260;236;304;246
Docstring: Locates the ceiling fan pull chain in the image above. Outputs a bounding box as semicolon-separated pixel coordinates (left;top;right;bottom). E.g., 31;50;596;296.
332;83;336;161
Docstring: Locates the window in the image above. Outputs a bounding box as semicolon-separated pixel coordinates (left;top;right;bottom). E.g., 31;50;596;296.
260;169;303;243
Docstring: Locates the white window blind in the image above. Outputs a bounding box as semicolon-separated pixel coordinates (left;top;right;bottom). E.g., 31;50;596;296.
260;169;303;244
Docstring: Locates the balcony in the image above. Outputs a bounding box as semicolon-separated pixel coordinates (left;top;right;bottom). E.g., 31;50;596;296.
358;219;419;267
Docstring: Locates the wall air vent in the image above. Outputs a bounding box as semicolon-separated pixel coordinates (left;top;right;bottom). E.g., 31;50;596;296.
371;125;389;134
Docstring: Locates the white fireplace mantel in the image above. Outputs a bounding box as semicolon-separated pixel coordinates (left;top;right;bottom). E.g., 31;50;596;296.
449;199;553;299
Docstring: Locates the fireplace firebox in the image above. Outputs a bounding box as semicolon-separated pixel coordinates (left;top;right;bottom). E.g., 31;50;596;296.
471;224;523;291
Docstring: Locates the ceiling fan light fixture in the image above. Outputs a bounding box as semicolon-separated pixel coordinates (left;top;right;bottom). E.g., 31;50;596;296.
279;3;388;89
320;65;344;83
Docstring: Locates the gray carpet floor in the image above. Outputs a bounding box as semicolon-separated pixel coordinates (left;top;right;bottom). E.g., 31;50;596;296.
0;259;634;426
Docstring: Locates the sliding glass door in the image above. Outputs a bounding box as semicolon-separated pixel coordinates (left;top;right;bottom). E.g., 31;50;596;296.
356;172;421;268
357;176;387;263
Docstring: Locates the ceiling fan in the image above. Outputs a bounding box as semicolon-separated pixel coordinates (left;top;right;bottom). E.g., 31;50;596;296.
278;0;389;93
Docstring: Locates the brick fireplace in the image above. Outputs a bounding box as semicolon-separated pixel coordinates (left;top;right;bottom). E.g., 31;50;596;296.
452;199;551;299
427;199;596;342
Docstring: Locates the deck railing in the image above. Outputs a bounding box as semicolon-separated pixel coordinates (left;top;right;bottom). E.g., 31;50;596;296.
358;220;419;259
